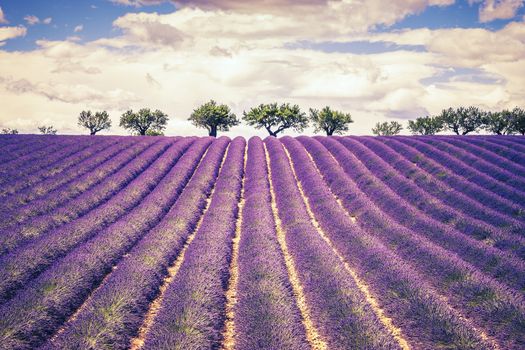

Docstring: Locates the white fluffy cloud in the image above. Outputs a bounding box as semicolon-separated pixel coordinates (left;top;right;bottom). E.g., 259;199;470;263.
470;0;524;22
74;25;84;32
0;26;27;45
1;1;524;136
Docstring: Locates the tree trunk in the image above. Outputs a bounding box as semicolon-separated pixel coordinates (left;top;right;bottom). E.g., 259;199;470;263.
269;131;278;137
90;130;96;135
209;126;217;137
326;129;334;136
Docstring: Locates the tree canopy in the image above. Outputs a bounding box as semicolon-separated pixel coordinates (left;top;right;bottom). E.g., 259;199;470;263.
243;103;308;137
119;108;168;136
78;110;112;135
482;110;514;135
510;107;525;135
309;106;353;135
407;116;443;135
438;106;484;135
188;100;239;137
38;125;57;135
372;121;403;136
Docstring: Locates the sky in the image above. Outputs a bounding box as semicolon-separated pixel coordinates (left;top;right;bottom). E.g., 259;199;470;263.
0;0;524;136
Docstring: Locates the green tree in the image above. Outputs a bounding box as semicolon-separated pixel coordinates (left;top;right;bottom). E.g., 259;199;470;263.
38;125;57;135
438;106;484;135
188;100;239;137
407;116;443;135
243;103;308;137
372;121;403;136
483;110;514;135
78;110;112;135
120;108;168;136
510;107;525;135
309;106;353;136
1;128;18;134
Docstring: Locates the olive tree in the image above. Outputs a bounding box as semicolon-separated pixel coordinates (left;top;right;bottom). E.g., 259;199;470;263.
407;116;443;135
483;110;514;135
78;110;112;135
438;106;484;135
372;121;403;136
188;100;239;137
510;107;525;135
120;108;168;136
38;125;57;135
243;103;308;137
309;106;353;135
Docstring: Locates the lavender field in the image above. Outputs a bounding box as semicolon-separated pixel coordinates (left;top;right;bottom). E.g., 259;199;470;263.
0;134;524;350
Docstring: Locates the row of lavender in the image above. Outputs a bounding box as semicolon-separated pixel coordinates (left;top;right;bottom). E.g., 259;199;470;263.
0;134;523;349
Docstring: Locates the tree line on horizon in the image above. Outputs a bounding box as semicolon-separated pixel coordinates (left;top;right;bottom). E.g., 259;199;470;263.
2;102;524;137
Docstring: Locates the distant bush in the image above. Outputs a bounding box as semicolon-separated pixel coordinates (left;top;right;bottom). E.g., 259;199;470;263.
372;121;403;136
38;125;57;135
1;128;18;134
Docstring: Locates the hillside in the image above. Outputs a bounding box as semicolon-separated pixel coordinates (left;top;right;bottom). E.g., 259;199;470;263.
0;134;524;350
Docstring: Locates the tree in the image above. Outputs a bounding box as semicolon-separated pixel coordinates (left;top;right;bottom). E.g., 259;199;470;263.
510;107;525;135
372;121;403;136
309;106;353;136
38;125;57;135
188;100;239;137
437;106;484;135
78;110;112;135
407;116;443;135
243;103;308;137
120;108;168;136
483;110;514;135
1;128;18;134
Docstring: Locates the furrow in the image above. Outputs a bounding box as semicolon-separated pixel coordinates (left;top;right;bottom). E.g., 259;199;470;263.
220;142;247;350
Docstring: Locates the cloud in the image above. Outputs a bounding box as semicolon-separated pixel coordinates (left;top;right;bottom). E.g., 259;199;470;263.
112;12;188;48
24;15;40;25
1;2;524;136
470;0;524;22
109;0;171;7
24;15;53;25
0;26;27;44
0;6;8;24
74;25;84;32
